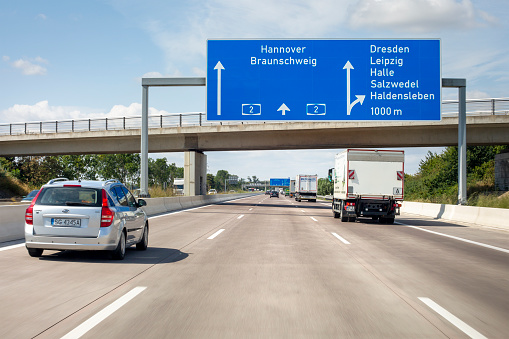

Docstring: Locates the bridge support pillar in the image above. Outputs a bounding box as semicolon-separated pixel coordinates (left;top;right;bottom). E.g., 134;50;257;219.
184;151;207;196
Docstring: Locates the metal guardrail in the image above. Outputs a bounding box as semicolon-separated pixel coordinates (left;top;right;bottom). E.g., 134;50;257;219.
1;98;508;136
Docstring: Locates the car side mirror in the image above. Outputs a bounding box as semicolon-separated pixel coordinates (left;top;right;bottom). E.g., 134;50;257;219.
137;199;147;207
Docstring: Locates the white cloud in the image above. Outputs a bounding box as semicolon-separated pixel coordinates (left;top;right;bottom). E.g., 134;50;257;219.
10;58;48;75
37;13;47;20
0;101;171;124
348;0;498;32
2;56;10;62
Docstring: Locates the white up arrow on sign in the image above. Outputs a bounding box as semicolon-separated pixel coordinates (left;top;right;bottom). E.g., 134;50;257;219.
214;61;224;115
278;103;290;115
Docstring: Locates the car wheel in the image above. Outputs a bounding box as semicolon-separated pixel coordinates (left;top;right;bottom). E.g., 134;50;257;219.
112;231;126;260
27;248;43;257
136;224;149;251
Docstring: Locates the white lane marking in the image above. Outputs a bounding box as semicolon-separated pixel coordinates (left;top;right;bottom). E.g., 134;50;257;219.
332;232;351;245
0;243;25;252
310;217;318;222
207;229;225;240
320;203;330;206
249;208;253;211
237;215;244;219
397;222;509;254
418;297;487;339
61;286;147;339
301;210;306;213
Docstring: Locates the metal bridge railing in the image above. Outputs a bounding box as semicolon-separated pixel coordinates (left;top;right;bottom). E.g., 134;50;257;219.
1;98;508;136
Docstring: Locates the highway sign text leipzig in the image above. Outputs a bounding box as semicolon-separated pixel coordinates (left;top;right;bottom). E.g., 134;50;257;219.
207;39;441;121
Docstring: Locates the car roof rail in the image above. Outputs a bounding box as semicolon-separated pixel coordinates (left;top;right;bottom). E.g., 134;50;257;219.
47;178;69;185
104;179;121;185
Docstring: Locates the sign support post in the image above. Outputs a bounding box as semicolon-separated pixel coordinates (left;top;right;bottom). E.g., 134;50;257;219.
443;78;467;205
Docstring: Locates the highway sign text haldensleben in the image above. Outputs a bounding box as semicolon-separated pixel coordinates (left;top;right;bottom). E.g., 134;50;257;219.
207;39;441;121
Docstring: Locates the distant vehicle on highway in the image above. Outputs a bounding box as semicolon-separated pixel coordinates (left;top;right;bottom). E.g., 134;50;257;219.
21;189;39;202
25;178;148;260
270;191;279;198
265;191;271;195
208;189;217;194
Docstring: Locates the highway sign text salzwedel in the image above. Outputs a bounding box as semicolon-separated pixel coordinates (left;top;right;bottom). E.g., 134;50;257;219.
207;39;441;121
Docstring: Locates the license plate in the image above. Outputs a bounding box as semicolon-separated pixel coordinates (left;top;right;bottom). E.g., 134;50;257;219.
52;218;81;227
346;206;355;212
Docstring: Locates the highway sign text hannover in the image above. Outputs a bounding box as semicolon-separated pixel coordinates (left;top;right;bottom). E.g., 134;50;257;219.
207;39;441;121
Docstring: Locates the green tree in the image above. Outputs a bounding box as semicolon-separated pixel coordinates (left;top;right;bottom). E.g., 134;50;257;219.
318;178;333;195
149;158;170;187
215;170;229;191
207;173;215;191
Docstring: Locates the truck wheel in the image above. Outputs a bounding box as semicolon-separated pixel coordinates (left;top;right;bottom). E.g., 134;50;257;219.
333;210;340;218
385;217;395;225
341;215;348;222
349;217;356;222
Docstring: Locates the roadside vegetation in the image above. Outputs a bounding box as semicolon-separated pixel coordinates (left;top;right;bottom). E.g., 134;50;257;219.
404;146;509;208
0;155;251;200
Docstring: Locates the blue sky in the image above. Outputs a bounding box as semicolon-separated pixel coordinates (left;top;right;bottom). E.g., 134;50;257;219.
1;0;508;180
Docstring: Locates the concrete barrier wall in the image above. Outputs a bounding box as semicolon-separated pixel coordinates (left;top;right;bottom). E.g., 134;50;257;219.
0;194;258;243
0;205;29;243
401;201;509;231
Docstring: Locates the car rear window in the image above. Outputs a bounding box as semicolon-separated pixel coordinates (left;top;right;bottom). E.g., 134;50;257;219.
36;187;102;207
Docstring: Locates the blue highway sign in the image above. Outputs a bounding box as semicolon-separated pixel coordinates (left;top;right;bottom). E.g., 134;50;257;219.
270;178;290;187
207;39;441;121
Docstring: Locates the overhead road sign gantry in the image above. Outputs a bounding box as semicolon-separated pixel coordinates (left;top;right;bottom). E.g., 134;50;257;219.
207;39;441;121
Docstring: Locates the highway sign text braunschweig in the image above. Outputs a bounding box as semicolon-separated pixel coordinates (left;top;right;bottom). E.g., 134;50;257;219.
207;39;441;121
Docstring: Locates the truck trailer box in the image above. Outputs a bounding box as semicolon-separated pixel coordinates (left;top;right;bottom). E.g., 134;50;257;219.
295;174;318;202
331;149;404;223
333;149;404;200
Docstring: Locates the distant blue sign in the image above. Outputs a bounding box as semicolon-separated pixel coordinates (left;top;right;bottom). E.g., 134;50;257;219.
270;178;290;187
207;39;441;121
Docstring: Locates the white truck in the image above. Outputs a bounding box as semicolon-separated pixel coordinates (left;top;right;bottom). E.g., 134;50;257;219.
329;149;404;224
289;180;296;198
295;175;317;202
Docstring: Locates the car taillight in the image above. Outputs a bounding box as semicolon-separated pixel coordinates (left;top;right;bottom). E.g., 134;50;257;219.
101;189;114;227
25;188;43;225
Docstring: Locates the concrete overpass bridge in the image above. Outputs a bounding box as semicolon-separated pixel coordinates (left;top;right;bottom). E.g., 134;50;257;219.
1;98;508;195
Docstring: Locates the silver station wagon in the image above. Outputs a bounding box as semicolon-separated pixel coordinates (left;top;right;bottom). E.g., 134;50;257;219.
25;178;148;260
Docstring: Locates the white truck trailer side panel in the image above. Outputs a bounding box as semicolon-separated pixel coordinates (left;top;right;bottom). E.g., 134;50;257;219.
334;150;404;200
297;175;317;193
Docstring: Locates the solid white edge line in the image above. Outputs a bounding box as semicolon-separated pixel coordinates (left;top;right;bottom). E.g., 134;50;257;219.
396;222;509;254
0;243;25;252
332;232;351;245
310;217;318;222
418;297;487;339
61;286;147;339
237;215;244;219
207;229;225;240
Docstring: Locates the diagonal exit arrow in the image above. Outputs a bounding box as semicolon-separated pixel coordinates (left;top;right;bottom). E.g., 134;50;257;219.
214;61;224;115
277;103;290;115
343;61;365;115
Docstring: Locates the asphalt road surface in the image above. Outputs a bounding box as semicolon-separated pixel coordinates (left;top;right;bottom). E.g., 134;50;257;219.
1;194;509;338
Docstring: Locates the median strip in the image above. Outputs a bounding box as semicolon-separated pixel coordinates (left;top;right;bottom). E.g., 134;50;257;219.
418;297;487;339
